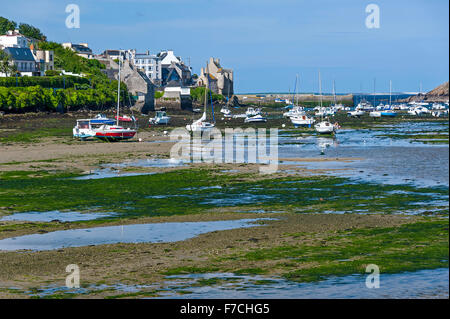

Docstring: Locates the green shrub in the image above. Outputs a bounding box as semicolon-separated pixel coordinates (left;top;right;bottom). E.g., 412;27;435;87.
0;76;90;89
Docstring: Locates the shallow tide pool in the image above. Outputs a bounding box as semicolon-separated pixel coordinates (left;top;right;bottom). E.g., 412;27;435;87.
0;218;272;251
159;268;449;299
0;211;117;222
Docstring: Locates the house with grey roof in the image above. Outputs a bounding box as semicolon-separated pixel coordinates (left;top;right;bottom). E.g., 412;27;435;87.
62;42;94;59
1;47;38;77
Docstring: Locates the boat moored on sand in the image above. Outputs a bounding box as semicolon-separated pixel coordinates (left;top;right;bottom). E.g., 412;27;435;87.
290;114;315;127
95;125;137;141
314;121;337;134
244;114;267;123
149;111;171;125
73;117;115;140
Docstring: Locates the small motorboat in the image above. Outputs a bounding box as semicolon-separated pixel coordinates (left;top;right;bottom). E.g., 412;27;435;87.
221;107;232;117
244;114;267;123
408;106;430;116
432;103;446;110
245;107;262;117
356;101;374;111
432;110;448;118
149;111;171;125
348;110;365;117
290;114;315;127
283;106;304;118
314;121;337;134
369;111;382;118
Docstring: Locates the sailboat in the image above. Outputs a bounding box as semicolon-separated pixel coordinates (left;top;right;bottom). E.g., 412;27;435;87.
289;74;314;127
186;68;215;132
73;114;115;140
95;53;137;141
283;75;305;118
220;81;233;117
314;71;337;134
380;80;397;117
369;78;382;118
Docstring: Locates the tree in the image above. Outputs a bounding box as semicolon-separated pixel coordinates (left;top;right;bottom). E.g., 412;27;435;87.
154;91;164;99
0;16;17;34
18;23;46;41
0;50;17;77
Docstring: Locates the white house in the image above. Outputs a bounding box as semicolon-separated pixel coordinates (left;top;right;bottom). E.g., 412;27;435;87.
163;86;191;98
0;30;30;48
127;49;162;83
159;50;181;66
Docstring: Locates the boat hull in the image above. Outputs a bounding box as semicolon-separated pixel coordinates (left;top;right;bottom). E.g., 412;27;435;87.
186;123;215;132
244;115;267;123
314;122;336;134
95;131;136;141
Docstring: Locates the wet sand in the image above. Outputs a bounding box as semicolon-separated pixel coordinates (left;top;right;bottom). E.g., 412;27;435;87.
0;213;417;298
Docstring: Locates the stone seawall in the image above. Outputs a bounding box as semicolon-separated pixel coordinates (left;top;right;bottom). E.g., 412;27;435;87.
155;97;192;110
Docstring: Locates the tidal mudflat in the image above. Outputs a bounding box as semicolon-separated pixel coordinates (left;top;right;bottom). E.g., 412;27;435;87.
0;113;448;299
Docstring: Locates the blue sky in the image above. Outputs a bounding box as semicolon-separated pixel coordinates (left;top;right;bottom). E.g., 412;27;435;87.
2;0;448;93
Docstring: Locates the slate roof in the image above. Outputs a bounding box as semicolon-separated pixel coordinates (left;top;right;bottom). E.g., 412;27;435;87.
3;47;35;61
72;44;92;54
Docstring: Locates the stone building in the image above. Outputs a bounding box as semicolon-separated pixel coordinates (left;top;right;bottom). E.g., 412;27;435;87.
97;57;155;114
197;57;233;96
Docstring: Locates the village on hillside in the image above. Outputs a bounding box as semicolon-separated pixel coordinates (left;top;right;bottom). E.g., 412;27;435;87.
0;18;234;114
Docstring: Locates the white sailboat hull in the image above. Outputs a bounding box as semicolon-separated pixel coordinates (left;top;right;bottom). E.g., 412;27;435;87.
244;115;267;123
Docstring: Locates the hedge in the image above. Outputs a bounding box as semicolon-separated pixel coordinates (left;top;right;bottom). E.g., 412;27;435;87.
0;75;90;89
0;81;129;113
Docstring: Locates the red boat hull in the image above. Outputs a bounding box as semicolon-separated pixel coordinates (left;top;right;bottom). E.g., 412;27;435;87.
115;116;133;122
95;130;136;141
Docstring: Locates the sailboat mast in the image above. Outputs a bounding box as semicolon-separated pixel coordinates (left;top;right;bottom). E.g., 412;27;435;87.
116;51;122;126
319;71;322;108
333;79;337;105
204;64;208;115
373;78;376;107
389;80;392;106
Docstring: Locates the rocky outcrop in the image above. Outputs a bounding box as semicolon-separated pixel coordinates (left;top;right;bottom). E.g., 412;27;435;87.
405;82;449;103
